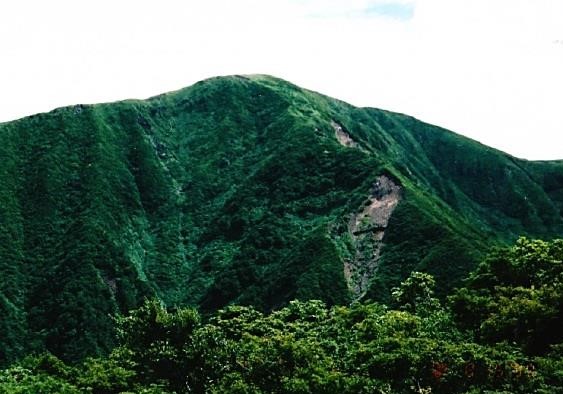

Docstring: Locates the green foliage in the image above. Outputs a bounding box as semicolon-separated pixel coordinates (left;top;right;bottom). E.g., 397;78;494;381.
0;74;561;364
391;271;439;313
76;357;136;393
449;237;563;355
0;298;553;393
0;354;81;393
4;237;563;393
114;298;200;391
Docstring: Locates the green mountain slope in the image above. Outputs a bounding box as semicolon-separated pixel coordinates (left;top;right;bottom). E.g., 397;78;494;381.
0;75;561;363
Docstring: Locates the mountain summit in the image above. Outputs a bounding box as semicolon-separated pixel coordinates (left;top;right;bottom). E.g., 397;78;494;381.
1;75;562;363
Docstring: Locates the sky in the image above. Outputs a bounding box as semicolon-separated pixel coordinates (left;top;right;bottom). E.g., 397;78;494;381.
1;0;562;160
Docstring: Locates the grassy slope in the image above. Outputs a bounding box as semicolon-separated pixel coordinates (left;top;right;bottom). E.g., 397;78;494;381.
0;75;561;363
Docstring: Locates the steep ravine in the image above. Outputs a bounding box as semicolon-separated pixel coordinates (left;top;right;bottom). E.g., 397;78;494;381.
331;122;401;299
344;175;401;299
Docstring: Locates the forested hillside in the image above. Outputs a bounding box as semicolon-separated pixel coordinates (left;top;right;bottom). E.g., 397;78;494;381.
0;75;562;364
1;238;561;393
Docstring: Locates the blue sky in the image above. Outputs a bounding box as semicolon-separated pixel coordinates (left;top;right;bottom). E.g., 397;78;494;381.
364;2;414;20
0;0;562;159
307;0;415;20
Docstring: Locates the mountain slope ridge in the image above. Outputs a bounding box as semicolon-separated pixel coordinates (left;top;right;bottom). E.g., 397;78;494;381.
0;74;561;364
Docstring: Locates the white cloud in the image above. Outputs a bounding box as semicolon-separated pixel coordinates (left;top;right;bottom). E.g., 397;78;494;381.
0;0;561;159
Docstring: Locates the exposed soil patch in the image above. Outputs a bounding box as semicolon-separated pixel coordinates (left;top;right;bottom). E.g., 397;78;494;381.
332;121;358;148
344;175;401;300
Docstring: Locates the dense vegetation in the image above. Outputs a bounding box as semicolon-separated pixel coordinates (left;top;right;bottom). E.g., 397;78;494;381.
0;237;561;393
0;75;562;365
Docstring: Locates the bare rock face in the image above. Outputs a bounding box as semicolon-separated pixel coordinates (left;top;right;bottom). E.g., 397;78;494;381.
332;121;358;148
329;121;401;299
344;175;401;300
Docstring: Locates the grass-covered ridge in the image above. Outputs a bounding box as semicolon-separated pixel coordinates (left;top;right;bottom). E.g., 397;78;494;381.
0;75;561;364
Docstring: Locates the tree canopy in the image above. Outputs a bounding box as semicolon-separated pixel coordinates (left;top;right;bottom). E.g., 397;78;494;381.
1;237;561;393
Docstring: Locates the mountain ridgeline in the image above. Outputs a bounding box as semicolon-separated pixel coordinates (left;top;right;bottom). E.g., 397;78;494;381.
0;75;562;363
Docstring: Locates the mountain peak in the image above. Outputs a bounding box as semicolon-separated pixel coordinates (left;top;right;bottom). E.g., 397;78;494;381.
0;76;561;363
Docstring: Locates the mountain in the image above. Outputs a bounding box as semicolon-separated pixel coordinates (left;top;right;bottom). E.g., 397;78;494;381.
0;74;562;364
